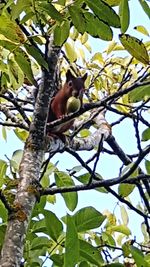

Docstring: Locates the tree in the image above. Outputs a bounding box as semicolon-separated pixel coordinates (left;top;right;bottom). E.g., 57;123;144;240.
0;0;150;266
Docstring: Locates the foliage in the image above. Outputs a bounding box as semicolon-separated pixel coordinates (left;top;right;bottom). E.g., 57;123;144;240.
0;0;150;266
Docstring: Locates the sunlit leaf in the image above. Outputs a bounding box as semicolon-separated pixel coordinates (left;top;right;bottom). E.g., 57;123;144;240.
134;25;150;36
81;32;89;45
108;225;131;235
2;126;7;141
79;129;91;138
120;205;129;225
14;128;28;142
0;15;25;43
119;34;149;64
64;42;77;62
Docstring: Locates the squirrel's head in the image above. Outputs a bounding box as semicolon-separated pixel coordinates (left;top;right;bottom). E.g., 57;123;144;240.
65;70;87;98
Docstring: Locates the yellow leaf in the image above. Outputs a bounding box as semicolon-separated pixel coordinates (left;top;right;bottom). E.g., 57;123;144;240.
64;42;77;63
134;25;150;37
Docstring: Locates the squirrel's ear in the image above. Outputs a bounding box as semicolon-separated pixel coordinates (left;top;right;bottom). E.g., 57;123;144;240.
66;69;75;81
82;73;88;82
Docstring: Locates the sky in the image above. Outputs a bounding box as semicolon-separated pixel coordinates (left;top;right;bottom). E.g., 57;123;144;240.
0;1;150;264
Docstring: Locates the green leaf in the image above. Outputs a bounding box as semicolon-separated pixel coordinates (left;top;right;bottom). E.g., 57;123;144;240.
84;12;113;41
79;239;104;266
120;205;129;225
85;0;120;28
8;58;24;90
0;40;17;52
130;245;148;267
14;48;37;86
44;210;63;241
106;264;124;267
129;84;150;103
69;6;86;34
119;0;130;33
30;236;50;250
118;183;135;197
14;129;28;142
54;20;70;46
138;0;150;19
64;215;79;267
24;44;48;70
142;128;150;141
11;0;32;20
119;34;149;64
103;0;121;6
31;219;47;234
0;201;8;222
102;232;116;247
20;11;35;24
55;171;78;211
0;224;7;250
2;126;7;141
77;173;107;193
37;2;63;22
79;261;90;267
0;160;8;182
0;15;25;43
141;223;149;243
50;254;64;266
10;149;23;171
145;160;150;174
108;225;131;235
73;206;106;232
134;25;150;36
118;163;138;197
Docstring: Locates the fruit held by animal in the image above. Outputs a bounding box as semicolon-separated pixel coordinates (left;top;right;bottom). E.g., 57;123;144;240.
66;96;81;114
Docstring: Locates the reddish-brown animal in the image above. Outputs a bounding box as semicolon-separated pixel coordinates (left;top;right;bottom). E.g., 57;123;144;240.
47;70;87;134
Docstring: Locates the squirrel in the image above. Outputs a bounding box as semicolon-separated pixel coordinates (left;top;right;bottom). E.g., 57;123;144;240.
46;70;87;135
